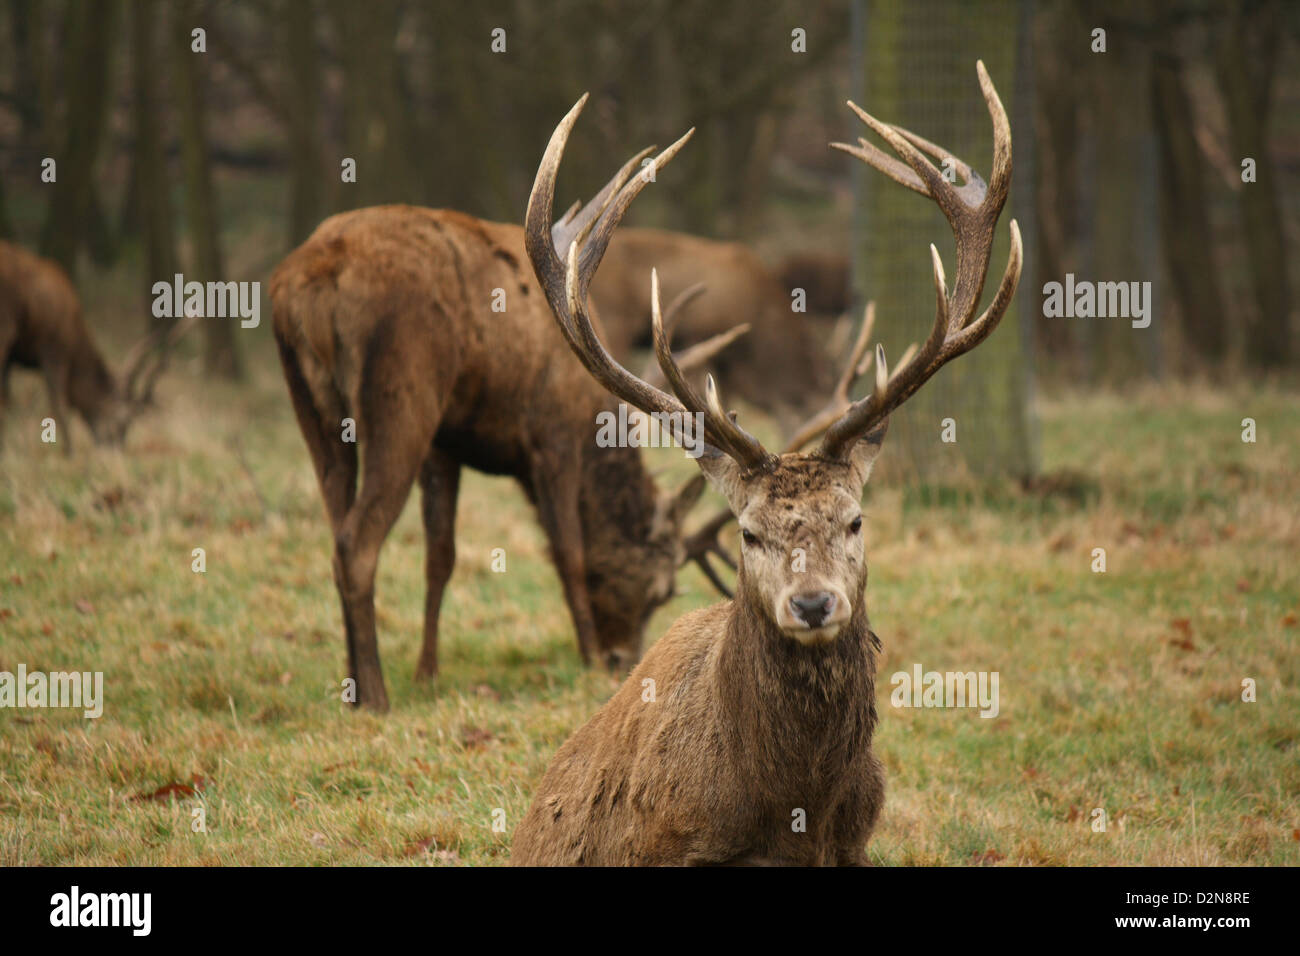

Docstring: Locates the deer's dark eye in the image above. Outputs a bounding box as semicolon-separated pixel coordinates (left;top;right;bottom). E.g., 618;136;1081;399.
741;529;760;547
849;516;863;535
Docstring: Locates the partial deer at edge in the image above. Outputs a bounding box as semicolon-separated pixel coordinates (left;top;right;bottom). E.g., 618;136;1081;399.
0;240;189;453
512;61;1022;865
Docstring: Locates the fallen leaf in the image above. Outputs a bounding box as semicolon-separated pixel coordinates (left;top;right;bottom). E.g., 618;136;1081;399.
970;848;1004;865
404;837;435;857
131;775;208;802
1236;578;1252;593
74;599;94;615
1171;618;1192;637
308;831;328;849
0;609;13;620
1282;613;1297;628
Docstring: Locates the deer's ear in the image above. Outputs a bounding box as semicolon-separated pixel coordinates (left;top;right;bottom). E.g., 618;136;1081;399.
694;450;745;511
846;419;889;487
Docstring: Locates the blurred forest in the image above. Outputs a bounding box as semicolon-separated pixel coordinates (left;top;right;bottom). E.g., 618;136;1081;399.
0;0;1296;479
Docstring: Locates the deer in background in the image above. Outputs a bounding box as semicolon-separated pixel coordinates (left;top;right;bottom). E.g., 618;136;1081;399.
269;205;743;712
512;61;1021;865
0;240;188;453
590;228;837;432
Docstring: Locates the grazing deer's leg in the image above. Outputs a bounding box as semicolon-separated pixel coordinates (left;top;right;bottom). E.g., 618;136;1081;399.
275;337;357;532
414;448;460;681
333;453;423;712
532;456;599;666
332;343;441;712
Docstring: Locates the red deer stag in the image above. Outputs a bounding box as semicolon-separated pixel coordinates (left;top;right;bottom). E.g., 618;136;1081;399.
0;240;189;452
269;207;743;712
513;61;1021;865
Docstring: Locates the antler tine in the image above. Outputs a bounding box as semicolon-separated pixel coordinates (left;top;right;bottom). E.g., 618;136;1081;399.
819;61;1022;461
573;130;694;292
650;270;772;470
552;145;656;259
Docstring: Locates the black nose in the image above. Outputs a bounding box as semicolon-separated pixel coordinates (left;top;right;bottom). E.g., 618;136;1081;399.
790;592;836;628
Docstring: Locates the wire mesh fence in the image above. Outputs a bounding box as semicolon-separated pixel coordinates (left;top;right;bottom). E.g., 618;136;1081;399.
851;0;1037;485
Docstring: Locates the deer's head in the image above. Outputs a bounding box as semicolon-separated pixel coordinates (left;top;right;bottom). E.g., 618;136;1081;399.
695;429;884;641
526;61;1020;647
91;314;199;446
578;471;706;669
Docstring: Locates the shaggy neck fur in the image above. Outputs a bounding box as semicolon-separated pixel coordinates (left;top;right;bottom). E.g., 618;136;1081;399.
715;569;879;787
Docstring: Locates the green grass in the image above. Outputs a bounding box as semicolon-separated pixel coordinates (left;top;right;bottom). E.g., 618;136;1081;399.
1;295;1297;864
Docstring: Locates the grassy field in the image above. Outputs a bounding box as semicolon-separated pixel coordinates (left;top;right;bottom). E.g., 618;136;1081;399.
1;305;1297;865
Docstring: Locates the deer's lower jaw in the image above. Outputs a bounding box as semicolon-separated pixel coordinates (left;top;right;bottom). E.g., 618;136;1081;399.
782;622;845;645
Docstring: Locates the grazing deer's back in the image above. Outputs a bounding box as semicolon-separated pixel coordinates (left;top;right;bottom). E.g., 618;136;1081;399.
593;228;783;347
269;205;599;450
591;228;833;424
0;240;85;366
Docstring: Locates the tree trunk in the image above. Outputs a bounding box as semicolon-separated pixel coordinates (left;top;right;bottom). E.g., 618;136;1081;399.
330;0;422;209
172;0;242;379
1149;48;1227;364
130;0;179;334
1213;0;1290;368
284;0;326;245
857;0;1035;482
38;0;117;275
1032;0;1081;364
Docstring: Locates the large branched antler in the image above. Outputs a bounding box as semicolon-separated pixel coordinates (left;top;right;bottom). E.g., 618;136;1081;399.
525;94;776;474
683;62;1023;596
818;60;1023;460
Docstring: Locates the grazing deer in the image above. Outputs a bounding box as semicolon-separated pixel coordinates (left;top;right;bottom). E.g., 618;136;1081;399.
269;207;743;712
512;61;1021;865
0;240;187;452
590;228;836;432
